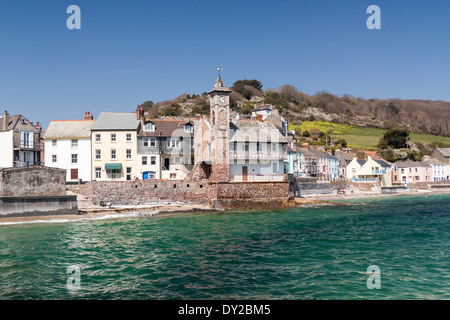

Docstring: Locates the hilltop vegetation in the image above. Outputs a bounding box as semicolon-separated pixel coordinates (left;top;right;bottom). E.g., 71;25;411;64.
137;79;450;151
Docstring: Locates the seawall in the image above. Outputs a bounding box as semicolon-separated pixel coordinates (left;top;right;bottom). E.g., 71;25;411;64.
0;196;78;218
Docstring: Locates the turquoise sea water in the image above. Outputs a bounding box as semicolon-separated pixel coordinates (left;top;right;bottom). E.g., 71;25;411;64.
0;194;449;300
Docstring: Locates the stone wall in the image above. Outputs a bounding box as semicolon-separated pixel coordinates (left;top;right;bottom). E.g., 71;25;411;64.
0;196;78;218
0;167;66;197
295;177;333;196
81;180;209;206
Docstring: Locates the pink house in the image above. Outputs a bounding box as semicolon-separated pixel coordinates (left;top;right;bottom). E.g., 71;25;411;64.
396;161;432;183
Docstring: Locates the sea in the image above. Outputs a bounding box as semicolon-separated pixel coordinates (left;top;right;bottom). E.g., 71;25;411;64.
0;194;449;300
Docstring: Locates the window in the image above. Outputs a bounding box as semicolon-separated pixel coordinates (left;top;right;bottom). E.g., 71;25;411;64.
273;162;278;173
95;149;101;160
167;138;180;148
143;137;156;147
126;149;132;159
126;167;132;181
174;157;180;164
71;139;78;149
71;154;78;164
142;156;148;165
111;149;116;159
52;154;57;163
401;169;404;174
415;168;418;172
52;140;57;147
184;124;193;133
256;142;261;151
144;123;155;132
151;156;156;165
95;167;101;180
415;176;419;181
111;133;116;142
170;173;177;180
95;134;101;142
352;168;356;173
126;134;132;142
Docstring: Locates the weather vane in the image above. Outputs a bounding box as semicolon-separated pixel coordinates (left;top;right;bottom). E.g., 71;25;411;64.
216;67;223;76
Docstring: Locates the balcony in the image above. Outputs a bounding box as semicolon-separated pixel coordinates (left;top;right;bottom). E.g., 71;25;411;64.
230;151;286;161
231;174;287;182
352;178;377;182
372;170;386;174
13;140;41;150
14;161;43;168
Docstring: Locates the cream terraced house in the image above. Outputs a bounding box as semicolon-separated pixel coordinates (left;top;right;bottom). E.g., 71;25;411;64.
43;112;95;182
346;156;392;187
91;112;140;181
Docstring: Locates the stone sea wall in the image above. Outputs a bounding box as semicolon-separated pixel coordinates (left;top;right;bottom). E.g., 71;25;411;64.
81;180;209;206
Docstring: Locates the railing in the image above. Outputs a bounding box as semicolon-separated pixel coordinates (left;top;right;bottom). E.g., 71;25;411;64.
14;161;43;167
230;151;286;160
372;170;386;174
13;141;41;150
231;174;287;182
352;178;377;182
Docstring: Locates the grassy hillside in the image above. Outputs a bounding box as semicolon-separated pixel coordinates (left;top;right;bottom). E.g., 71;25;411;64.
290;121;450;149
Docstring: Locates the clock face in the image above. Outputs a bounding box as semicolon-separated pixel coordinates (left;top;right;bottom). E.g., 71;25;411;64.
219;96;226;103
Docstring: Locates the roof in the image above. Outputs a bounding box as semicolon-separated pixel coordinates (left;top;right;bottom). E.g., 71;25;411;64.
0;114;40;132
426;159;445;165
374;159;392;168
297;148;318;158
44;120;95;139
208;75;231;94
396;161;432;168
229;120;289;143
91;113;140;131
436;148;450;157
138;118;194;137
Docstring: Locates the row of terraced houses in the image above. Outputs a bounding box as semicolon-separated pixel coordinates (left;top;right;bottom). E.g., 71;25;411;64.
1;76;450;187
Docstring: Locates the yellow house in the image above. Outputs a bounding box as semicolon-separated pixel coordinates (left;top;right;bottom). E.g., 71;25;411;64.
91;112;140;181
346;156;392;187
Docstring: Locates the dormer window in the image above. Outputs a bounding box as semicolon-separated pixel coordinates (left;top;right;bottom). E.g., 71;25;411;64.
184;124;193;133
144;123;155;132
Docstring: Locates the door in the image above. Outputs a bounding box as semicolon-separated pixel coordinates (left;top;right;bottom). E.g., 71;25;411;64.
71;169;78;180
242;166;248;182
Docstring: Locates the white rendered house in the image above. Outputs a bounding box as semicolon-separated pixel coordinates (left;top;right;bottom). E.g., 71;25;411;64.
43;113;95;182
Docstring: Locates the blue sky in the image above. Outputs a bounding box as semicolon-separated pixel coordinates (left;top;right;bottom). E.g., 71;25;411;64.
1;0;450;129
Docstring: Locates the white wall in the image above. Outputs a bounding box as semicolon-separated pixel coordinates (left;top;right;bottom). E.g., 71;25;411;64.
45;138;92;181
0;131;13;168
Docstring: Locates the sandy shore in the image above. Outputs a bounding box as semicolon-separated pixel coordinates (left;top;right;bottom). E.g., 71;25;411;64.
1;189;449;226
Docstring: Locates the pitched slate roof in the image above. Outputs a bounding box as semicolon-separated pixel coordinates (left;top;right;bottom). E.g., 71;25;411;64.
91;113;140;131
44;120;95;139
374;159;392;168
0;114;40;132
396;161;432;168
436;148;450;157
229;120;289;143
138;118;194;137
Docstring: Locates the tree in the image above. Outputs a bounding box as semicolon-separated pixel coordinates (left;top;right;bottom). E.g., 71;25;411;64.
378;128;409;149
302;130;310;137
336;138;347;148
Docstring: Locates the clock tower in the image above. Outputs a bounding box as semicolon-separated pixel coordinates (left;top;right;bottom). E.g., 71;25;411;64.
208;72;231;182
209;74;231;131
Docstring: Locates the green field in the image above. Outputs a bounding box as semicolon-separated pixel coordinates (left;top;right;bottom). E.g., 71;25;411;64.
290;121;450;149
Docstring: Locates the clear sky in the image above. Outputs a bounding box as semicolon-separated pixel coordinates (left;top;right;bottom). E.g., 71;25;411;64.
1;0;450;129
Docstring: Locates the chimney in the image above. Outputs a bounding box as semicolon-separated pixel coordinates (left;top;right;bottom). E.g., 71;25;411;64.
36;122;41;130
3;110;9;130
136;105;144;120
84;111;93;120
301;143;309;149
195;114;201;120
256;114;263;122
